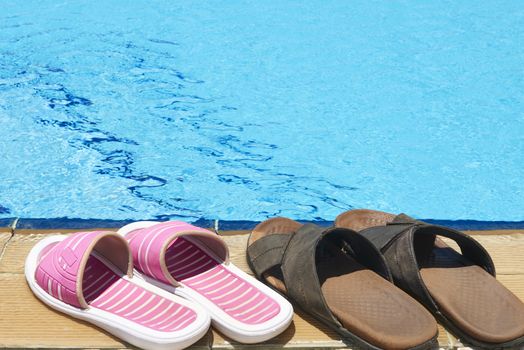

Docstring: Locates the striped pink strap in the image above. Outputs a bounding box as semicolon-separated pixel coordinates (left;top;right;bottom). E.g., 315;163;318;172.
35;231;132;309
126;221;229;286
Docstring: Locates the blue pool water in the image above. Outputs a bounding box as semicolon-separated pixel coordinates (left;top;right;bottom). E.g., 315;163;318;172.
1;1;523;222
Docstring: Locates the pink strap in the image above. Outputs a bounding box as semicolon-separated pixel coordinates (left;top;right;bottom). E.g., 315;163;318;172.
35;231;132;309
126;221;229;286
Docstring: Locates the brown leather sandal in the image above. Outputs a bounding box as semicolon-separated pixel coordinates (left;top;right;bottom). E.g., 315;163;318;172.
247;217;438;350
335;209;524;349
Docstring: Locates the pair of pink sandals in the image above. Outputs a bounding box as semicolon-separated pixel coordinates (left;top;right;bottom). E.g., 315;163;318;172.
25;221;293;350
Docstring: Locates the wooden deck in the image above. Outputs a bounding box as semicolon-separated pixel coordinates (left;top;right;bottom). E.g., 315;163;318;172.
1;228;523;349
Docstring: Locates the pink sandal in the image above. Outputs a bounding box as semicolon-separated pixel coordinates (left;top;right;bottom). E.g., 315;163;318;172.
118;221;293;344
25;231;211;350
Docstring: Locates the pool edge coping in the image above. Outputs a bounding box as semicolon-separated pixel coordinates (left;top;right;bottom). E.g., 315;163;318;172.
3;217;524;231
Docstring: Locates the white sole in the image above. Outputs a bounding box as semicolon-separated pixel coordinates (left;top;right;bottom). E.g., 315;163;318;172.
25;235;211;350
118;221;294;344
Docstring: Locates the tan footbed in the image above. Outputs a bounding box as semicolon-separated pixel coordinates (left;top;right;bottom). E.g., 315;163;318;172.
250;218;437;350
335;209;524;344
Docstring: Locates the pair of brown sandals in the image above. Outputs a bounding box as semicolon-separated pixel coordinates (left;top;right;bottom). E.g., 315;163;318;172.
247;209;524;350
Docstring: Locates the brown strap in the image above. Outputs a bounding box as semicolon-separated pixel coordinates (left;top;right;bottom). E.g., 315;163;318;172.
281;224;342;327
248;223;392;331
246;233;292;279
360;214;496;311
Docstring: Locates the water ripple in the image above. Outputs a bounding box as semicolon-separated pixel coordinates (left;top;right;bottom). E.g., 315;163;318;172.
10;32;224;219
5;2;518;221
0;205;11;214
148;38;179;46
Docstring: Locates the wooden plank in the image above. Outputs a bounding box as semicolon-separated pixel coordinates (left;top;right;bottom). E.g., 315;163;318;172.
211;313;346;349
0;230;522;349
0;273;127;348
0;232;210;349
464;230;524;236
0;232;13;269
468;234;524;275
13;227;214;235
219;229;524;237
14;228;117;235
440;234;524;275
498;274;524;301
221;234;252;276
0;272;210;349
0;232;11;251
0;233;53;274
218;235;453;348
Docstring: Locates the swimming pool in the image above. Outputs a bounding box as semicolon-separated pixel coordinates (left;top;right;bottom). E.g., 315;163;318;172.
1;1;523;223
